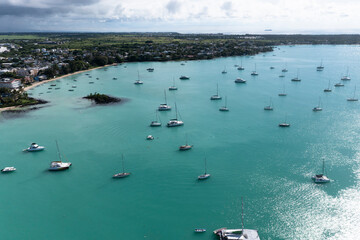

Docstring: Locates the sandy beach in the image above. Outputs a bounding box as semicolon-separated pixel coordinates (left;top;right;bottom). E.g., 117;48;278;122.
24;63;117;91
0;63;117;113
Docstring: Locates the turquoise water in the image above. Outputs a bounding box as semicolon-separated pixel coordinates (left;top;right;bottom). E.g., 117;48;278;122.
1;45;360;239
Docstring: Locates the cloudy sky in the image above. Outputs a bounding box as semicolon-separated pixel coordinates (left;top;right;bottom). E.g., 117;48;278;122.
0;0;359;33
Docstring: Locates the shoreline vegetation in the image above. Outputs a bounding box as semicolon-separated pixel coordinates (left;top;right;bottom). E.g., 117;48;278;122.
83;92;121;104
3;33;360;111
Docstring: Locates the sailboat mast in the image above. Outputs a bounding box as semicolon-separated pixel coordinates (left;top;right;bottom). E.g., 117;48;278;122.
122;154;125;173
241;197;244;233
204;158;207;174
216;84;219;95
322;159;325;175
164;89;167;104
55;140;62;161
175;102;178;119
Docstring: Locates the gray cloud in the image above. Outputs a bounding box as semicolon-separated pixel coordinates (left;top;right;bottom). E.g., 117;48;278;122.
166;0;181;14
221;1;233;16
0;4;65;17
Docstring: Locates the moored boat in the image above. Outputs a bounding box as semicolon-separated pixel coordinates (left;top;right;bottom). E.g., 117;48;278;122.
49;141;71;171
24;143;45;152
113;154;131;178
1;167;16;172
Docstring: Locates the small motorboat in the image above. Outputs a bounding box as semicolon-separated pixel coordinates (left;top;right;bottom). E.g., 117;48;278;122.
113;172;131;178
179;144;193;151
279;123;290;127
1;167;16;172
134;80;143;85
179;76;190;80
24;143;45;152
150;121;161;127
167;119;184;127
334;83;344;87
49;161;72;171
194;229;206;233
234;78;246;83
146;135;154;140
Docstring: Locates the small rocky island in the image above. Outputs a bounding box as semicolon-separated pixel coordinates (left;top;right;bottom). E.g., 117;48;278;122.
83;92;121;104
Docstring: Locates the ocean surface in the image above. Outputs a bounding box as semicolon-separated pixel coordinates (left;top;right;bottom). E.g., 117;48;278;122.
1;45;360;240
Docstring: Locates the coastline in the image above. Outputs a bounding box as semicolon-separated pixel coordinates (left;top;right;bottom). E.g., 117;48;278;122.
0;63;117;113
24;63;117;91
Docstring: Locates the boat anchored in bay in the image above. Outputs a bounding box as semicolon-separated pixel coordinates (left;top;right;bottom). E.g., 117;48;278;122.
113;154;131;178
49;141;72;171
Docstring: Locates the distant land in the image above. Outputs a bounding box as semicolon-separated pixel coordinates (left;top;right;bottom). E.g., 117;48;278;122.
1;32;360;109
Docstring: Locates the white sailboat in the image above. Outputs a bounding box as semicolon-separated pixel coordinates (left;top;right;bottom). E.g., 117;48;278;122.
341;68;351;81
49;141;72;171
281;64;288;72
219;96;229;111
158;90;171;111
150;111;162;127
316;60;324;71
291;69;301;82
324;79;332;92
210;84;222;100
251;64;258;76
213;197;260;240
113;154;131;178
313;97;322;111
278;115;290;127
1;167;16;172
237;60;245;70
278;85;287;96
347;86;358;101
198;158;210;180
134;71;143;85
264;98;273;110
169;78;178;90
312;159;330;183
179;134;193;151
222;66;227;74
167;103;184;127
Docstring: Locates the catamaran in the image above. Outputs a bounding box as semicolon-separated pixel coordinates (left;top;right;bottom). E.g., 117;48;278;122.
312;159;330;183
158;90;171;111
49;141;72;171
167;103;184;127
213;198;260;240
210;84;222;100
113;154;131;178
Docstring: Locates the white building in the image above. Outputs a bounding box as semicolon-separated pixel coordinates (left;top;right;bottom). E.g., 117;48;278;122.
0;78;22;89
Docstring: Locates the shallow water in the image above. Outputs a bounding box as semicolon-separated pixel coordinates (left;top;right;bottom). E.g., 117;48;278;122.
1;45;360;239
